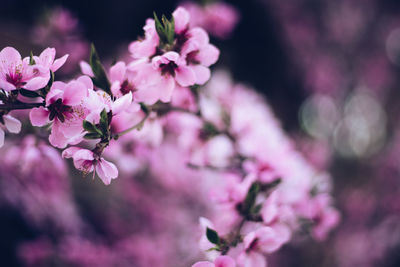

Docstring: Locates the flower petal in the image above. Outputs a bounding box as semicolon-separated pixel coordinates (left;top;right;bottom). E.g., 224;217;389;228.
173;7;190;34
112;92;132;115
191;65;211;85
109;61;126;82
175;66;196;87
61;147;80;159
76;75;93;90
79;61;94;77
24;76;50;91
62;80;87;106
197;44;220;67
0;47;22;70
215;256;236;267
3;115;21;133
0;79;16;91
96;159;118;185
191;262;214;267
29;107;50;126
51;54;69;72
0;129;4;148
39;47;56;68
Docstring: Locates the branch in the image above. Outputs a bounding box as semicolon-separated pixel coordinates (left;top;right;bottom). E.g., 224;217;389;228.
0;102;44;111
112;111;151;139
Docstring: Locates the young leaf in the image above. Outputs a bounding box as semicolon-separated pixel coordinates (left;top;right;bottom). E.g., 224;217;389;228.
100;109;108;127
153;12;175;46
154;12;164;38
89;44;112;95
241;182;260;215
206;227;220;245
82;120;102;135
166;17;175;45
19;89;41;98
29;51;36;65
84;132;102;140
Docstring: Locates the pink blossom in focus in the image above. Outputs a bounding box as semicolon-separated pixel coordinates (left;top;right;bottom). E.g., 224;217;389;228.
0;47;53;91
62;147;118;185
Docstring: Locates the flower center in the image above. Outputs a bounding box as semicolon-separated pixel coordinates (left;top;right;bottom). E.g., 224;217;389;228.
48;98;72;123
160;61;178;76
120;80;136;95
6;70;24;88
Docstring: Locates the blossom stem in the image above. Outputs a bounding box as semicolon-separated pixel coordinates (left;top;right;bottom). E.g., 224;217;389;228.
113;110;151;139
0;102;45;111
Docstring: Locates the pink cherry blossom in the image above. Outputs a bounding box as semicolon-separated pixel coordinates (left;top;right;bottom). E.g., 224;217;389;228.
32;47;69;73
0;47;50;91
29;76;92;148
62;147;118;185
129;19;159;60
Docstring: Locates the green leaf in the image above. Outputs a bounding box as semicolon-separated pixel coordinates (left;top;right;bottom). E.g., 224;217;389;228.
242;182;260;215
19;89;40;98
89;44;111;95
154;12;164;40
166;17;175;45
252;203;263;215
100;109;108;127
206;227;220;245
153;12;175;46
82;120;102;136
260;178;282;192
84;132;102;140
29;51;36;65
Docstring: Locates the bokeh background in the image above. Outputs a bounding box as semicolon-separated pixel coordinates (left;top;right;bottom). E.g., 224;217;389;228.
1;0;400;266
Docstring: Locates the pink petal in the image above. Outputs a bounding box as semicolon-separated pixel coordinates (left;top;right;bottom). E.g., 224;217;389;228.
49;119;69;148
29;107;50;126
0;47;22;68
158;76;175;102
188;28;209;46
24;76;50;91
96;159;118;185
162;51;180;63
39;48;56;68
197;44;220;67
0;129;4;147
3;115;21;133
62;80;87;106
192;261;214;267
59;120;84;138
51;54;69;72
173;7;190;34
112;92;132;115
191;65;211;85
61;147;80;159
73;149;95;172
0;79;16;91
80;61;94;77
109;61;126;82
46;87;64;105
111;80;122;96
238;252;266;267
77;75;93;90
215;256;236;267
175;66;196;87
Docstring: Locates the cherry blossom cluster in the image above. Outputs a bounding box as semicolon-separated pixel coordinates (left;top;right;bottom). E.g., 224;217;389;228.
0;5;338;267
156;71;339;266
